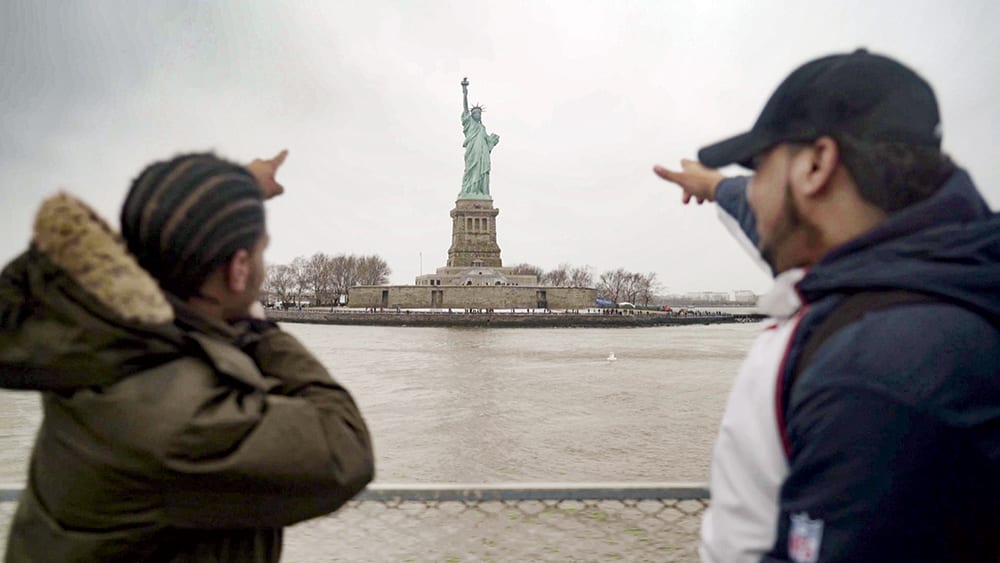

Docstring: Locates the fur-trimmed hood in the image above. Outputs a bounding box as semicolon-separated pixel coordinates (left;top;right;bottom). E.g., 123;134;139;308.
0;193;185;392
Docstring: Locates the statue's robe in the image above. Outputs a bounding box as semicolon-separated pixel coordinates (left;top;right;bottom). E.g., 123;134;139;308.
460;110;499;197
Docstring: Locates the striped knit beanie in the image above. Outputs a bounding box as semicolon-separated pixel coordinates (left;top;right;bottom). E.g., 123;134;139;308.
120;153;265;298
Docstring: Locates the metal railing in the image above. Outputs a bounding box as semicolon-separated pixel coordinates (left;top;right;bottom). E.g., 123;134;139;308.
1;483;709;561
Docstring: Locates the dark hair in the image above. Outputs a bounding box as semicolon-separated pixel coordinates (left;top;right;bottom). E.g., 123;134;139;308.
834;133;956;213
120;153;265;298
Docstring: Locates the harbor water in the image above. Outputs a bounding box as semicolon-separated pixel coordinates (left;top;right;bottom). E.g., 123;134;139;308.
0;322;762;485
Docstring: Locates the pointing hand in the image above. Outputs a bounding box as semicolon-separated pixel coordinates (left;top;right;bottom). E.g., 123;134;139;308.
247;149;289;200
653;159;725;204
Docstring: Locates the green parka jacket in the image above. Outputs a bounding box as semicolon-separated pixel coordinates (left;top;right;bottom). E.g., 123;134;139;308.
0;194;375;562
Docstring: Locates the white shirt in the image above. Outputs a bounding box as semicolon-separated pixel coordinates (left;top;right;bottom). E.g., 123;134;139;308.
700;203;806;561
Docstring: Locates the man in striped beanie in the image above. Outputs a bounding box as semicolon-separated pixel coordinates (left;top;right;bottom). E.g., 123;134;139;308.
120;151;277;317
1;149;374;561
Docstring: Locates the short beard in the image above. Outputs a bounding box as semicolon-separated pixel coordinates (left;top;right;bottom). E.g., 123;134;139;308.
759;180;814;272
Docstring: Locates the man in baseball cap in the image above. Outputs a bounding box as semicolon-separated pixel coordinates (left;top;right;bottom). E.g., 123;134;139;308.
655;50;999;561
698;48;942;169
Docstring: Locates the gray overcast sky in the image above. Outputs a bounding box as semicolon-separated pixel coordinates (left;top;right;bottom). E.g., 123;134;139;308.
2;1;998;295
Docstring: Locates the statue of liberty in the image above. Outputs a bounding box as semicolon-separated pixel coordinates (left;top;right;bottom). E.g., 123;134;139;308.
459;78;500;199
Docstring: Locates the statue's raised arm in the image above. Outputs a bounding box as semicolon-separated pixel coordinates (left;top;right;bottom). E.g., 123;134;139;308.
461;77;469;114
458;78;500;199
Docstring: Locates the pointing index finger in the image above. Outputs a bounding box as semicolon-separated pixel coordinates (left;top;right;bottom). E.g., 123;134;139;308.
271;149;288;168
653;164;676;182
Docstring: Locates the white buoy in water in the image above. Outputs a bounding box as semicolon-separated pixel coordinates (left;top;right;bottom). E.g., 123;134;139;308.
607;352;617;361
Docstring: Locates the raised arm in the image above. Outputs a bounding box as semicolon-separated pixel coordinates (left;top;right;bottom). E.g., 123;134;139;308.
653;160;770;274
461;77;470;114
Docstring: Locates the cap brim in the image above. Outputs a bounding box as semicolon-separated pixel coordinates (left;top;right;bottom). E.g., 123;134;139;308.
697;130;775;169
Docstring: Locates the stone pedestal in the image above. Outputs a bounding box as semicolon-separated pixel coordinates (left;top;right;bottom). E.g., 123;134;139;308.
447;198;502;267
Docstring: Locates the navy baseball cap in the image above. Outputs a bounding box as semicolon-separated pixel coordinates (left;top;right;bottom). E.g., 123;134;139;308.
698;49;942;169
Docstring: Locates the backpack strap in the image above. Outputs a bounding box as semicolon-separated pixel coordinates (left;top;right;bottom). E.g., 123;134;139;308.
790;290;940;387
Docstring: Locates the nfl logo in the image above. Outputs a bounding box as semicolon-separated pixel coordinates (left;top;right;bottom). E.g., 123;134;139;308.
789;512;824;563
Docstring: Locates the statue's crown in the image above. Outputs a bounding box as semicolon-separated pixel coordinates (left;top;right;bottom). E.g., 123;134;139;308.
471;104;485;112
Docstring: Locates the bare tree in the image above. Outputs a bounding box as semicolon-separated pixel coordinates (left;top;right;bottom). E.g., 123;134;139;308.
303;252;334;306
268;252;392;306
330;254;359;299
289;256;308;305
261;265;275;305
597;268;629;303
637;272;659;306
568;265;594;287
510;263;544;279
265;264;295;306
356;254;391;285
542;263;571;286
622;272;642;304
597;269;658;305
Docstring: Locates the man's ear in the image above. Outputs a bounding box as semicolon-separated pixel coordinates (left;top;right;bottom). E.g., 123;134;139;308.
225;249;252;293
795;136;840;197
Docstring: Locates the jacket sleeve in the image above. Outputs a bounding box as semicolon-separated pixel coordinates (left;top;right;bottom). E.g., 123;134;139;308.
160;328;375;529
714;177;773;275
0;251;30;332
715;177;756;244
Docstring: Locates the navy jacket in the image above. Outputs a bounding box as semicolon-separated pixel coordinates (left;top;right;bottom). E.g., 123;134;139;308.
717;170;1000;562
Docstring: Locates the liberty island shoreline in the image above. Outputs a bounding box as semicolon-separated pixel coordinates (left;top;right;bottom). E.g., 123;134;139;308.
267;307;765;328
